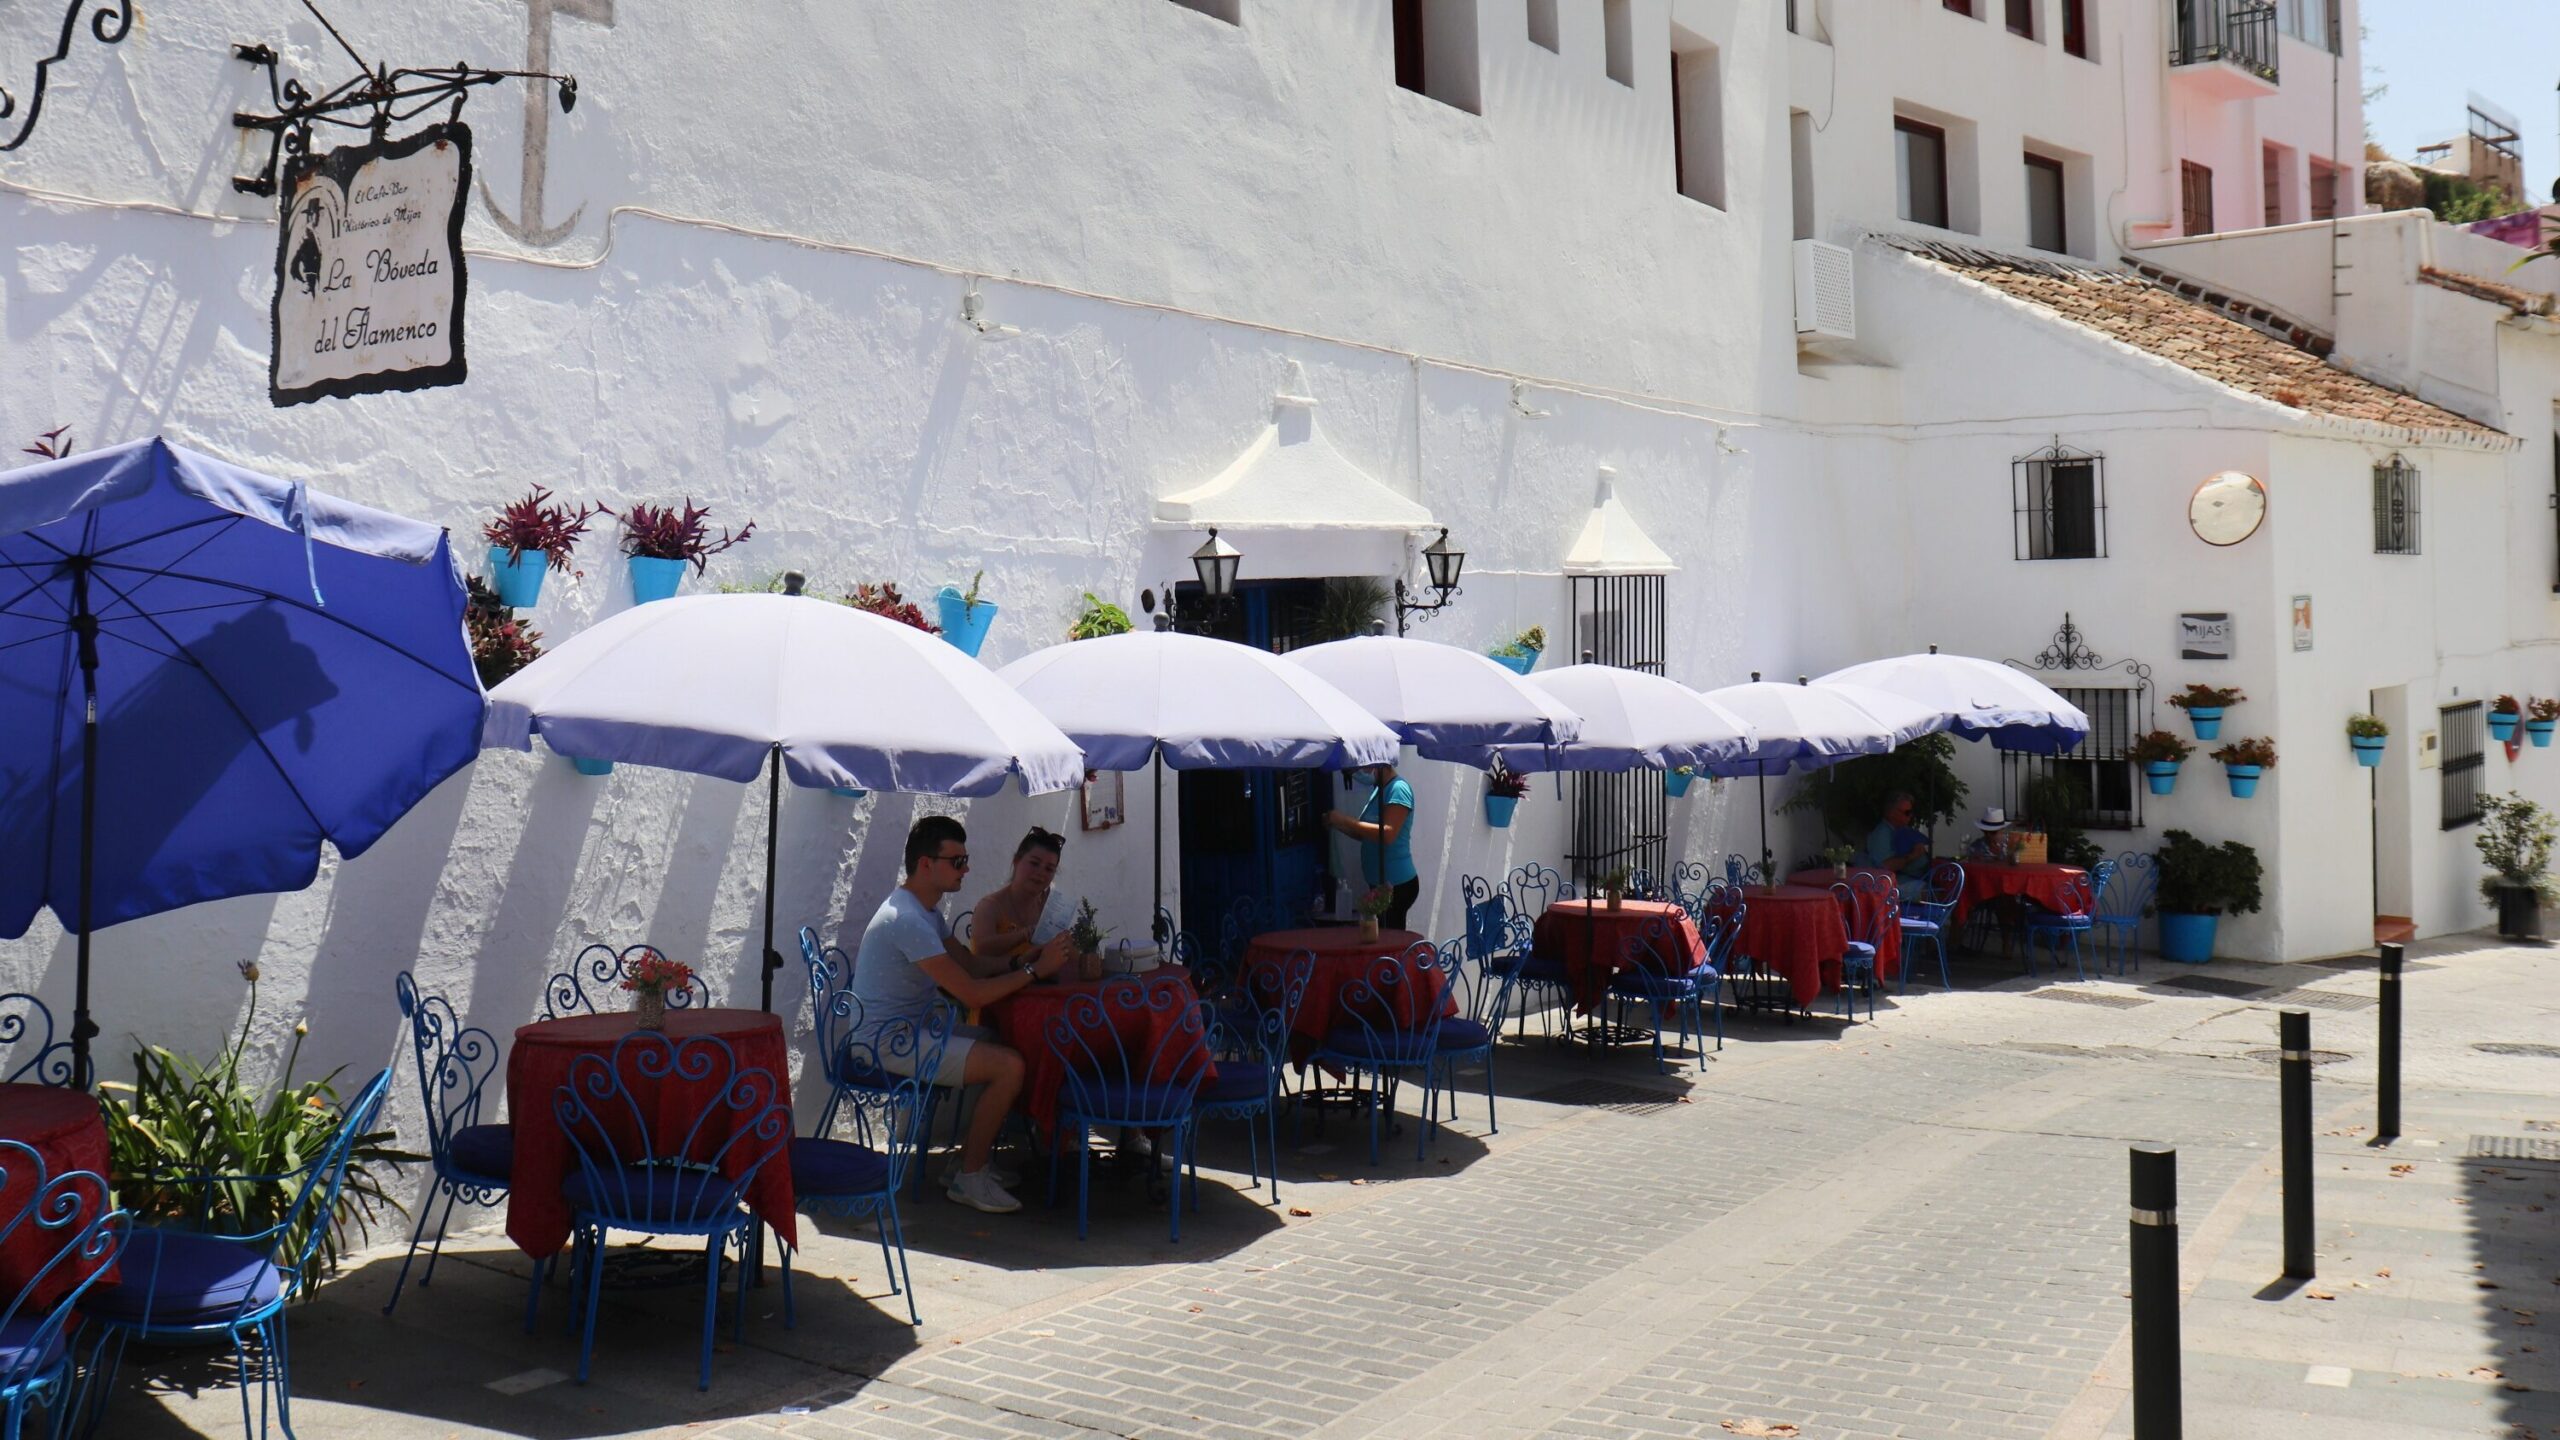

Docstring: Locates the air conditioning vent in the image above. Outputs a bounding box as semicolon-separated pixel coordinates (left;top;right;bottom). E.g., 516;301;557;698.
1793;239;1855;340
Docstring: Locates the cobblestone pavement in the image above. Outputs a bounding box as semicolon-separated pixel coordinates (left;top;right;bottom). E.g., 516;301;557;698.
113;936;2559;1439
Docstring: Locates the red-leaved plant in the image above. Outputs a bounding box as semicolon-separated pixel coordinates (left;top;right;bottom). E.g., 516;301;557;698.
22;426;72;460
464;577;543;688
843;582;939;634
618;500;757;574
483;486;605;572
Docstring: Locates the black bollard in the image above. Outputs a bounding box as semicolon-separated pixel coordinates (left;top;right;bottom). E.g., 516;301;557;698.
2279;1007;2315;1278
2129;1144;2182;1440
2376;943;2403;1142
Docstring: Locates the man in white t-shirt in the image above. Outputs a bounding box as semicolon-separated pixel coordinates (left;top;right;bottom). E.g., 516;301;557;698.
848;816;1073;1215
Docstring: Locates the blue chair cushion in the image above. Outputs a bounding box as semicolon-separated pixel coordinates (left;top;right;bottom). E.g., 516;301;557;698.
84;1229;281;1329
563;1165;749;1224
1316;1028;1435;1067
0;1317;65;1379
1897;918;1940;936
1515;955;1569;983
2024;914;2093;930
1435;1018;1494;1053
1196;1063;1272;1108
1061;1081;1193;1124
1843;942;1876;957
1610;972;1700;1001
446;1123;513;1182
788;1137;891;1198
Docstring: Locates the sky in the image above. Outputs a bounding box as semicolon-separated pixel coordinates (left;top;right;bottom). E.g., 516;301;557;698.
2363;0;2560;202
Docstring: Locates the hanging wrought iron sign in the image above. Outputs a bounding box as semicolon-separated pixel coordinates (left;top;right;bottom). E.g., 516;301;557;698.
270;122;471;406
0;2;134;153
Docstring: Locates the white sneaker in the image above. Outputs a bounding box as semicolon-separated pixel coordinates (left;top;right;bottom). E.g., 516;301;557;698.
1115;1128;1157;1161
943;1158;1022;1189
946;1167;1023;1215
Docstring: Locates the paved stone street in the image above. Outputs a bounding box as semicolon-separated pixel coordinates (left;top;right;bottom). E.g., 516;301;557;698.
107;936;2559;1440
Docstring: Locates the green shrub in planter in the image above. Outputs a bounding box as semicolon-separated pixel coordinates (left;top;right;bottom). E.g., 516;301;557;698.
2152;829;2263;963
2476;791;2559;940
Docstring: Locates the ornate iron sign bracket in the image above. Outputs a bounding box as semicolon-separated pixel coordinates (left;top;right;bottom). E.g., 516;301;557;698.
0;1;135;153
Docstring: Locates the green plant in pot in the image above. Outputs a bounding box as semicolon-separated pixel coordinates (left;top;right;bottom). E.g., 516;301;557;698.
2151;829;2263;963
1068;592;1133;641
1779;733;1968;849
1483;760;1530;828
2168;682;2244;741
1488;625;1548;675
1597;864;1634;910
2475;790;2558;941
1819;843;1857;880
2128;729;2194;795
2346;713;2388;767
934;569;1000;657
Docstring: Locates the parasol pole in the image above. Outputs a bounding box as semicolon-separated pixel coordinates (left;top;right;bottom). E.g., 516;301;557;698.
759;742;782;1012
1152;752;1164;941
1757;769;1773;882
69;556;100;1090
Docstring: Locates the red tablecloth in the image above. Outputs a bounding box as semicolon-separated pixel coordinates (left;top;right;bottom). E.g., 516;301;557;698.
505;1008;795;1259
1952;862;2090;929
0;1083;113;1308
984;970;1213;1145
1784;870;1905;984
1239;927;1446;1061
1532;900;1707;1014
1722;886;1848;1007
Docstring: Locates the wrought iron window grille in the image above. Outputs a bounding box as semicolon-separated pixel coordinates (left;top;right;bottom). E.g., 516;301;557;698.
1568;573;1668;889
2440;701;2484;831
2373;454;2421;556
1;2;135;154
2013;440;2108;560
2170;0;2279;84
2002;614;2153;831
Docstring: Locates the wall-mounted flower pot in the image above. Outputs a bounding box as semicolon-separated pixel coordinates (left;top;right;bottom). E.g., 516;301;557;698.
486;546;549;609
936;587;998;657
2142;760;2182;796
829;786;866;799
2489;711;2521;743
1484;794;1518;828
1663;770;1694;798
2223;763;2264;798
2184;706;2224;741
571;757;615;777
1489;649;1539;676
2529;719;2556;748
628;555;688;604
2157;911;2218;964
2350;735;2386;768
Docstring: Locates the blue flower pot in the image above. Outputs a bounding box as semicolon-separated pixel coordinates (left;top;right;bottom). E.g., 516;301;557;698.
2157;911;2218;964
2351;735;2386;767
2489;711;2520;742
2143;759;2182;795
1489;649;1538;676
2530;719;2556;748
2223;763;2263;798
486;546;549;608
1484;794;1518;828
936;587;998;657
628;555;688;604
2184;706;2224;741
571;757;615;777
829;786;866;799
1663;770;1694;798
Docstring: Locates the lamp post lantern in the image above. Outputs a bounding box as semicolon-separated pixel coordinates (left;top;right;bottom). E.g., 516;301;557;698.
1394;527;1467;635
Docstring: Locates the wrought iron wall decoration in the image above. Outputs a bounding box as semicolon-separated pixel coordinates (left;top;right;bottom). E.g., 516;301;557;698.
2002;613;2154;831
0;1;134;153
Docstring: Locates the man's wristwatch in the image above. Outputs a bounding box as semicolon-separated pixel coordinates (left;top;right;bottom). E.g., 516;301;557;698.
1016;957;1038;976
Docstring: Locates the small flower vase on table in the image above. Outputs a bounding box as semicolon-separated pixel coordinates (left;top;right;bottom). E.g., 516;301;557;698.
619;952;692;1032
1358;915;1381;943
631;989;667;1031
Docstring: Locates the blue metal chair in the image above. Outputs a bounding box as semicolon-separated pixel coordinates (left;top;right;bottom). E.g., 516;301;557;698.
2093;853;2156;973
1503;863;1573;917
1607;911;1721;1071
0;1142;124;1440
79;1068;394;1440
783;1005;952;1328
1045;978;1214;1241
1897;860;1964;992
0;996;73;1088
546;1033;791;1390
799;926;962;1198
1430;927;1519;1131
540;942;712;1020
1195;948;1310;1205
1218;894;1309;969
1496;866;1574;1037
382;973;510;1316
1722;853;1766;888
1668;860;1712;914
1834;874;1896;1022
2022;869;2103;982
1310;944;1445;1165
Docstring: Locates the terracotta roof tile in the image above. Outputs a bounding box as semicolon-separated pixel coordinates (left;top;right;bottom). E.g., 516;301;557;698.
2420;265;2553;316
1884;240;2508;445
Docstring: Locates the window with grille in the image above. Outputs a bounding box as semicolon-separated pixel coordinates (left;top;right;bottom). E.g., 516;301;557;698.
2374;455;2421;555
2000;686;2143;830
2014;443;2107;559
1569;574;1668;887
2181;161;2215;236
2442;701;2485;830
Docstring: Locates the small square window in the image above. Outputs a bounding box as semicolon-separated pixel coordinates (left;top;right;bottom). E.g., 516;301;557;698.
2015;445;2107;559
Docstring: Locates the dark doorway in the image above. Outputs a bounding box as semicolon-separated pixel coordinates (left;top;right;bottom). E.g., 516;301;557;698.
1174;579;1338;945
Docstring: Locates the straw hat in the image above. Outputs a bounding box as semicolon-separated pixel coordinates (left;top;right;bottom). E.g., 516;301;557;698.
1976;807;2009;832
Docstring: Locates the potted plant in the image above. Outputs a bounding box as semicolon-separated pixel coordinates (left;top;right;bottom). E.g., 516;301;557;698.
1598;865;1633;911
2168;683;2245;741
2151;829;2263;963
843;581;939;633
2346;713;2389;767
1663;764;1697;798
465;577;544;690
1484;762;1530;828
620;952;696;1031
619;500;756;603
1069;592;1133;641
2476;791;2558;941
1820;843;1857;881
482;486;604;609
935;570;1000;657
2489;694;2523;744
2208;737;2276;797
2126;730;2194;796
1487;626;1548;676
2529;698;2560;748
1353;885;1393;943
570;756;615;777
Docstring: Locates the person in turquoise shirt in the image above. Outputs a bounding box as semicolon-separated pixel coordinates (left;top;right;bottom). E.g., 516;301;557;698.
1862;791;1932;897
1325;762;1419;930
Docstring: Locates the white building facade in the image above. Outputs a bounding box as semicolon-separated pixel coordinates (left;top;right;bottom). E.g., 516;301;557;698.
2;0;2550;1102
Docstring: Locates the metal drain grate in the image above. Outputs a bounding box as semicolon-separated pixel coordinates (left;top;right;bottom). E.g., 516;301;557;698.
2466;1135;2560;1164
2277;989;2379;1012
2159;975;2274;999
1527;1079;1688;1115
2474;1042;2560;1059
2029;987;2151;1008
2244;1047;2352;1066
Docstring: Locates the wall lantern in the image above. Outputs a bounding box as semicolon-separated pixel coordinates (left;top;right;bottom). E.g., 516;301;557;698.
1191;527;1243;598
1394;527;1467;635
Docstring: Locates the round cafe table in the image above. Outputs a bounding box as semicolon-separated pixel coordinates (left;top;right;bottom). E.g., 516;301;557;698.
1239;927;1444;1062
0;1083;114;1308
983;969;1214;1145
1720;886;1849;1008
1952;861;2090;930
504;1008;796;1260
1784;869;1905;985
1531;899;1706;1015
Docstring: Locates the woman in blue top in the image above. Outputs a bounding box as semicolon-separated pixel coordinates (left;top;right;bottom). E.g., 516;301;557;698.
1325;761;1419;930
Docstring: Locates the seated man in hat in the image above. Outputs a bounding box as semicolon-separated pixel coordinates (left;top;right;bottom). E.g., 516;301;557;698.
1963;807;2017;862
